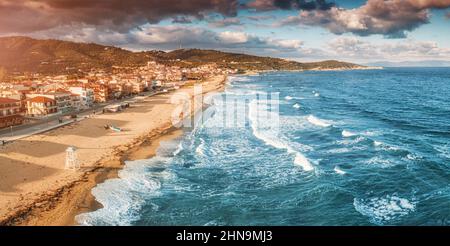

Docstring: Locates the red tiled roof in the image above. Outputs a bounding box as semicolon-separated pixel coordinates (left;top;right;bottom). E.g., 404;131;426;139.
0;98;19;104
29;96;55;103
55;89;71;94
17;89;33;93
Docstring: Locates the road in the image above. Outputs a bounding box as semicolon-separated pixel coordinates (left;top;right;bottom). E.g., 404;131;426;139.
0;90;164;144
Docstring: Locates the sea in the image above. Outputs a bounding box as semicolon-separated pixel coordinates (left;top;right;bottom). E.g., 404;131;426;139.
76;67;450;226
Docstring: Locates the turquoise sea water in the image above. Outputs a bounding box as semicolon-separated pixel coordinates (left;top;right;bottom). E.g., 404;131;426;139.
77;68;450;226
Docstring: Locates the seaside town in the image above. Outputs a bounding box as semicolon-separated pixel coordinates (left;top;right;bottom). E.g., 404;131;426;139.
0;61;235;139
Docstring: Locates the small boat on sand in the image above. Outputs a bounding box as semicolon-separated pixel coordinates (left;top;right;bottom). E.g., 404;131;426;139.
104;124;122;132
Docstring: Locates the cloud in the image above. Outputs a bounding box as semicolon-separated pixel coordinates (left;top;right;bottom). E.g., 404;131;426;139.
247;0;335;11
0;0;239;33
327;36;450;61
209;17;242;28
247;15;277;21
172;16;196;24
30;24;310;58
277;0;450;38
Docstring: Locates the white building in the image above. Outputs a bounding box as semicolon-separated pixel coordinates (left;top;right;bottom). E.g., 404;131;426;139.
27;90;73;114
69;87;94;109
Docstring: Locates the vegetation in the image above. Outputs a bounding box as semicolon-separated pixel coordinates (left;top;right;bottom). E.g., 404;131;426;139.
0;36;364;76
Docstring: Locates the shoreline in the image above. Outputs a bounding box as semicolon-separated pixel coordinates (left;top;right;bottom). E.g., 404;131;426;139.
242;66;383;75
0;75;227;226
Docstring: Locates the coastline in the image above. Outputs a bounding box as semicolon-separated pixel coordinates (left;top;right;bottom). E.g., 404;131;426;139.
242;66;383;75
0;75;227;226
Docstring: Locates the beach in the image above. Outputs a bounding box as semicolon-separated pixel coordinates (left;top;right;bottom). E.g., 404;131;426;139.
0;75;227;226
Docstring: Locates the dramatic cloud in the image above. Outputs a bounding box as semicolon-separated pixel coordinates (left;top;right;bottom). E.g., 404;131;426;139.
31;24;310;58
209;17;243;28
327;36;450;61
278;0;450;38
0;0;239;33
172;16;196;24
247;0;335;11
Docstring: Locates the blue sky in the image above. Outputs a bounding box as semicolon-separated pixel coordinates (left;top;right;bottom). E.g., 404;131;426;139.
1;0;450;63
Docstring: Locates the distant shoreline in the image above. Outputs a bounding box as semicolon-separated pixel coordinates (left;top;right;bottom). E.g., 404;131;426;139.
242;66;384;75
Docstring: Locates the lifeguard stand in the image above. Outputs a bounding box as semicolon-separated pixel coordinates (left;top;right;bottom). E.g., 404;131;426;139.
65;146;80;170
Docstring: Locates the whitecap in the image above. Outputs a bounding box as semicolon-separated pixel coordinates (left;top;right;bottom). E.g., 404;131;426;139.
314;93;320;97
195;139;205;156
366;156;394;167
285;96;293;100
353;195;416;225
405;153;421;161
342;130;357;137
249;100;314;171
293;103;301;109
335;136;365;146
434;145;450;159
362;131;380;137
334;166;347;175
306;115;332;127
326;148;352;154
173;142;183;156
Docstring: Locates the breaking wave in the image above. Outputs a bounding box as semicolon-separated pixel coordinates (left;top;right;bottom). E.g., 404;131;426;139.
249;100;314;171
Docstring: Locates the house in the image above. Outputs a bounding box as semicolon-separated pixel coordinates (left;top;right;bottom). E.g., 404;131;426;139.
0;98;23;129
131;81;145;94
90;84;109;103
68;87;94;109
27;90;73;113
70;93;82;111
26;96;58;117
1;89;30;114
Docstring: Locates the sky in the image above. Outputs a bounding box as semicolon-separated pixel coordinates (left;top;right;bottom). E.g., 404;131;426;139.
0;0;450;63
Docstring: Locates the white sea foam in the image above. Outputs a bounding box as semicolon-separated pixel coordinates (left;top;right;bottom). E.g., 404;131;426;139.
366;156;394;168
342;130;357;137
293;103;301;109
335;136;365;146
327;148;352;154
195;139;205;156
374;142;402;152
353;195;416;225
306;115;332;127
173;142;183;156
405;153;421;161
158;140;183;157
249;100;314;171
334;166;347;175
314;93;320;97
362;131;380;137
434;145;450;159
285;96;293;100
230;76;251;82
75;158;167;226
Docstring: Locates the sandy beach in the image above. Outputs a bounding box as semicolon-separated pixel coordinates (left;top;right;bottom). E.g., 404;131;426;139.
0;75;227;226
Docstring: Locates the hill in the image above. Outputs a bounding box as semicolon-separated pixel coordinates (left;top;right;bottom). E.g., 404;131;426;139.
0;36;364;76
0;36;151;75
